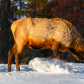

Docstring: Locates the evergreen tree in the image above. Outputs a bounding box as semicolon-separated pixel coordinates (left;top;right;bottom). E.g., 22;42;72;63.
0;0;17;63
25;0;48;18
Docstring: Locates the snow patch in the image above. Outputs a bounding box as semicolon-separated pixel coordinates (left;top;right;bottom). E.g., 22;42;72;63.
29;57;72;73
0;59;84;84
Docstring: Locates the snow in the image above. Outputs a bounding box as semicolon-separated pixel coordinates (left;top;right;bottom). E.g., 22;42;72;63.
0;57;84;84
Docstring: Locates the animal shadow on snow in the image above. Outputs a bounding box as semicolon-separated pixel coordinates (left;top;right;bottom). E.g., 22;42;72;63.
20;65;33;71
0;65;7;72
0;64;33;72
11;65;33;72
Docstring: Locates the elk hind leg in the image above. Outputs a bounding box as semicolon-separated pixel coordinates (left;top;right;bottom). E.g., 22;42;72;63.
7;43;17;72
15;40;26;71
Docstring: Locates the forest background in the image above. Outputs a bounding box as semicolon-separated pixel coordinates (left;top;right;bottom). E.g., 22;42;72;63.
0;0;84;64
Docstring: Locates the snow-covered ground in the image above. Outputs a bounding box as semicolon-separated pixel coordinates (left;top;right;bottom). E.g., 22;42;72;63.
0;57;84;84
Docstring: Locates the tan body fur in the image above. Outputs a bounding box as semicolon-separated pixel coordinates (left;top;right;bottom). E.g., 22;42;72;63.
7;18;84;72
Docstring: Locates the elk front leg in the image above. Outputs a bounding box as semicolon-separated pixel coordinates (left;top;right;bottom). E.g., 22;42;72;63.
51;41;60;57
45;41;60;59
56;51;62;60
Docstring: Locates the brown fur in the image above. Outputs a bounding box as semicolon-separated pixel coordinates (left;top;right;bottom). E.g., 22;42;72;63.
7;18;84;72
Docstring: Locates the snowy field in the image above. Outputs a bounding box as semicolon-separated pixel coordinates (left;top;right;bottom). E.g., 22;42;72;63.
0;57;84;84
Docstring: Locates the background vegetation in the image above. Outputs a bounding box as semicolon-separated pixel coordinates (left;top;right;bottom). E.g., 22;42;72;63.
0;0;84;64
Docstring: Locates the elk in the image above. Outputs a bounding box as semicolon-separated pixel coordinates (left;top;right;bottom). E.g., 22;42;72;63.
7;18;84;72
